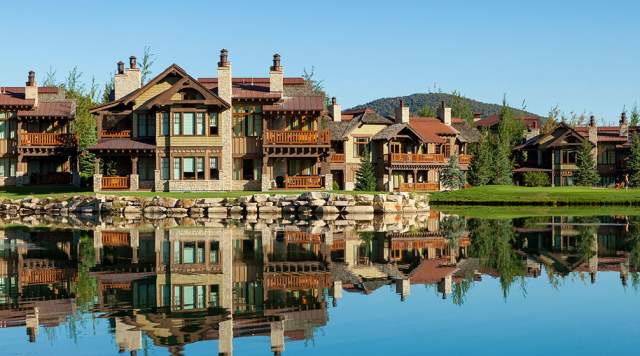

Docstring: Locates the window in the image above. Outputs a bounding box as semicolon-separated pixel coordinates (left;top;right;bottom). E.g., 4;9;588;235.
0;158;16;177
136;113;155;137
209;157;219;180
353;137;370;158
138;159;155;180
561;150;577;164
237;159;261;180
443;144;451;158
197;157;205;179
161;158;169;180
598;149;615;165
173;158;181;180
209;112;218;135
162;112;170;136
232;105;262;137
0;120;6;139
183;157;195;179
196;113;205;135
173;113;182;135
233;159;242;180
183;113;195;135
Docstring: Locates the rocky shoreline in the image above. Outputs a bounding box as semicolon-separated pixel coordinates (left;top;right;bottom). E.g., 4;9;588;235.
0;192;429;219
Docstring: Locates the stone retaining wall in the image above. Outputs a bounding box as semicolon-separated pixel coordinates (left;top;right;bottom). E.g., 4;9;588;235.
0;192;429;219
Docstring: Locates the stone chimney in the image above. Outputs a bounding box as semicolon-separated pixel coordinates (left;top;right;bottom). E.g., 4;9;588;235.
114;56;142;100
437;101;452;126
620;111;629;138
25;71;38;107
395;100;410;124
217;49;233;191
330;97;341;122
269;53;283;93
588;115;598;144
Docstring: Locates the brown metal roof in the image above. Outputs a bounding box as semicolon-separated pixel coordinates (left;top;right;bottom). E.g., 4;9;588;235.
198;77;306;85
263;96;325;112
18;101;75;118
88;139;156;151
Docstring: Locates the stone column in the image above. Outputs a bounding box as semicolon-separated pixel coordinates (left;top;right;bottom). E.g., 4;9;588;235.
219;227;234;355
218;49;233;191
270;319;285;355
154;169;164;192
130;229;139;265
395;278;410;301
438;275;452;299
387;168;394;192
93;229;103;264
261;157;271;192
130;156;139;191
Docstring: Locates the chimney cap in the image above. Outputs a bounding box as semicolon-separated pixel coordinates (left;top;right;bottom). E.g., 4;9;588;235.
271;53;282;71
399;99;404;107
218;48;229;67
589;115;596;127
26;71;36;87
129;56;137;69
331;97;337;105
117;61;125;74
621;111;628;124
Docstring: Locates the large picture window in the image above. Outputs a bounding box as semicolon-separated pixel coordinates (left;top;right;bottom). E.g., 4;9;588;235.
172;157;208;180
232;105;262;137
172;112;207;136
209;112;218;135
161;158;169;180
353;137;370;158
162;112;170;136
209;157;219;180
183;113;195;135
137;112;156;137
561;150;577;164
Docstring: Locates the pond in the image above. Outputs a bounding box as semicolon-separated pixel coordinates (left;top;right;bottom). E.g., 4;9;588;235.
1;211;639;355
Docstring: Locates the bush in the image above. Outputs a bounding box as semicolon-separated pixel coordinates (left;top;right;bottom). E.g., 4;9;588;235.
332;180;341;191
523;172;550;187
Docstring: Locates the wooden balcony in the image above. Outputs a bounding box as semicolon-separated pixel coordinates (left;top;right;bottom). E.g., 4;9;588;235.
459;154;473;165
102;176;129;190
284;175;322;189
101;231;130;247
284;231;323;244
329;153;345;163
265;272;332;291
101;129;132;138
264;129;330;145
390;153;446;164
19;133;76;147
398;182;439;192
21;268;69;285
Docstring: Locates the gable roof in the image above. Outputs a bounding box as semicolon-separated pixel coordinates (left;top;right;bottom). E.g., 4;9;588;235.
408;117;458;144
90;64;230;113
516;123;589;150
453;121;481;143
263;96;325;112
138;75;230;110
371;123;425;141
18;101;76;118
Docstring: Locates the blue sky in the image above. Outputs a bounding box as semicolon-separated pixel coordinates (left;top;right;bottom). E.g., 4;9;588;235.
3;0;639;122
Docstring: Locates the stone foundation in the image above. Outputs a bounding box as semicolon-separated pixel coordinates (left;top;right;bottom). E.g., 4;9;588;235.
93;174;102;191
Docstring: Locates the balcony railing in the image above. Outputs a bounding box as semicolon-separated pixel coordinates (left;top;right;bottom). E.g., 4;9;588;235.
264;129;330;145
284;231;323;244
102;176;129;190
101;231;130;246
458;154;473;165
101;129;132;138
284;175;323;189
398;182;439;192
19;133;76;147
329;153;345;163
390;153;446;164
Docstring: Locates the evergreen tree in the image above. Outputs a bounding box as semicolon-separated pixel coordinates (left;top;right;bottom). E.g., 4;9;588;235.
450;90;474;124
628;134;640;187
491;139;513;185
631;104;640;127
354;149;377;191
467;132;493;186
440;155;465;190
497;97;525;150
419;104;436;117
574;139;599;186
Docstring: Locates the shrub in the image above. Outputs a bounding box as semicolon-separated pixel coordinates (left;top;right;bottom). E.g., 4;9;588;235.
523;172;550;187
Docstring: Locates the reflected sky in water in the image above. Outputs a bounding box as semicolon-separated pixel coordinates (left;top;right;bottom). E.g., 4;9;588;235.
1;213;640;355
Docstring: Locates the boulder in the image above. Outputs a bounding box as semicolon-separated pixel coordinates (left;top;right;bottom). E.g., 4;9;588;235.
309;199;326;207
252;194;269;203
355;194;374;204
344;205;374;214
144;206;167;214
300;192;324;201
123;206;142;214
315;206;340;215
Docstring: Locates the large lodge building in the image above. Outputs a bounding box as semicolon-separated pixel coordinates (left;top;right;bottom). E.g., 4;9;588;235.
2;48;638;191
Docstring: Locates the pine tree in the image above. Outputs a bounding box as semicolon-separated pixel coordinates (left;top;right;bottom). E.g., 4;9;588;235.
467;132;493;186
574;139;599;186
628;134;640;187
354;149;377;191
491;139;513;185
440;155;465;190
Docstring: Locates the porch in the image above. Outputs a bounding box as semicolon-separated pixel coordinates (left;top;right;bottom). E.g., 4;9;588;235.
262;157;330;191
19;156;79;186
93;155;155;191
388;169;440;192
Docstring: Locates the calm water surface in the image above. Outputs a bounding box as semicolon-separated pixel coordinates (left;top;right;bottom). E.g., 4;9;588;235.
1;212;639;355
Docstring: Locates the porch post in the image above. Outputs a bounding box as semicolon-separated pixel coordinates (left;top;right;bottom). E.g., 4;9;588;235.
261;156;271;192
322;157;332;191
413;169;417;191
387;167;393;192
16;154;27;186
130;156;139;191
70;155;80;187
93;157;102;192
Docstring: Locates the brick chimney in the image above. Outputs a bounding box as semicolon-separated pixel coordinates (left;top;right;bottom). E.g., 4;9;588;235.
395;100;410;124
217;49;233;190
437;101;452;126
620;111;629;138
114;56;141;100
24;71;38;107
588;115;598;144
330;97;341;122
269;53;283;93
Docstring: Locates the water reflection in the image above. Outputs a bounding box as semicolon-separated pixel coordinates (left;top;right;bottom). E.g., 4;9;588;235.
0;212;638;355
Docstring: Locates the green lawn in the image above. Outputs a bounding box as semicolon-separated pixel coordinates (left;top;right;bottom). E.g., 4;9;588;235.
430;185;640;205
433;205;640;219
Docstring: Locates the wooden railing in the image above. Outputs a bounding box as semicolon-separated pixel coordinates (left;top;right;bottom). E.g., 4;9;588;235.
101;231;130;246
329;153;345;163
458;154;473;164
264;129;330;145
398;182;439;192
30;172;72;185
21;268;68;285
284;231;323;244
390;153;446;164
101;129;132;138
19;133;76;146
265;272;332;290
102;176;129;190
284;175;322;189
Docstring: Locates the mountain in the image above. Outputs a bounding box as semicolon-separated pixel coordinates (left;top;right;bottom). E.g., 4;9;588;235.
348;93;541;119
